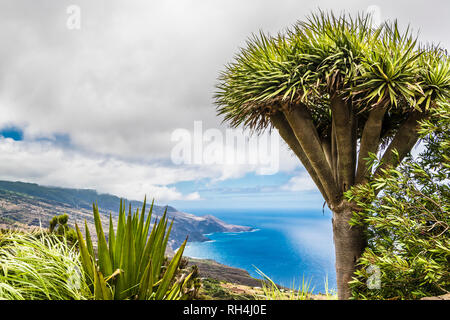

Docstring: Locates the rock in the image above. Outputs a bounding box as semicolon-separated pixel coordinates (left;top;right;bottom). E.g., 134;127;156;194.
421;293;450;300
186;258;262;287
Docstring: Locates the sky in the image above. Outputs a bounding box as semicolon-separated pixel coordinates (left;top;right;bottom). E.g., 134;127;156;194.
0;0;448;211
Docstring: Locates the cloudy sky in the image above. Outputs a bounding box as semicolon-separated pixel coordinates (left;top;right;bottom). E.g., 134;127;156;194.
0;0;448;211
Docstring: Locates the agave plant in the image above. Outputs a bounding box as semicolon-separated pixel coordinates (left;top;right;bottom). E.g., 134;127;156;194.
75;197;192;300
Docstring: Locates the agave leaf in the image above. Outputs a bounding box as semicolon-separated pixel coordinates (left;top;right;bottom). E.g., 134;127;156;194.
151;213;169;281
143;199;154;241
121;208;136;296
155;237;188;300
114;200;126;268
161;218;175;259
138;260;153;300
135;196;147;257
93;264;101;299
92;203;113;277
131;204;139;233
93;266;112;300
84;220;94;259
138;214;158;277
108;213;116;264
75;222;94;281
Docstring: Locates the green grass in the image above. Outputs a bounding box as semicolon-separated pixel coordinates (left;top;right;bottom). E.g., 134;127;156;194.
0;230;92;300
252;267;337;300
252;267;313;300
198;278;253;300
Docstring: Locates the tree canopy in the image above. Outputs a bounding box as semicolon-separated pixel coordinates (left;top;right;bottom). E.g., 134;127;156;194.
215;11;450;207
216;11;449;132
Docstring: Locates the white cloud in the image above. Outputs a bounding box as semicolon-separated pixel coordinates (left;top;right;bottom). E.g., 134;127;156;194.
4;0;446;162
0;136;297;201
0;0;447;200
281;171;317;192
0;0;317;160
0;137;203;202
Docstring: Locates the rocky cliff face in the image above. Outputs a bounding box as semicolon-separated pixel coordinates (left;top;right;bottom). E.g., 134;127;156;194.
164;210;251;248
0;180;252;249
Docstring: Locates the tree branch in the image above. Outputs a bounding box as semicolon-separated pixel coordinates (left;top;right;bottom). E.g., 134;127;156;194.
321;135;332;170
270;112;330;204
283;103;340;206
350;110;358;186
330;95;356;192
331;121;338;184
355;104;388;185
374;111;427;178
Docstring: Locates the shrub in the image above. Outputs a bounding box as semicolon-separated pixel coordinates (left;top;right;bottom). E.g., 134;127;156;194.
347;101;450;299
49;214;77;244
198;278;253;300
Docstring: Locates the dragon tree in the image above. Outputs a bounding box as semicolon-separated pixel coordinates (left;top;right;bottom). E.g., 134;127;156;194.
214;11;450;299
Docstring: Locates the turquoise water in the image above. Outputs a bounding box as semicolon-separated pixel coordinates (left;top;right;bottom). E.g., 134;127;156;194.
182;209;336;293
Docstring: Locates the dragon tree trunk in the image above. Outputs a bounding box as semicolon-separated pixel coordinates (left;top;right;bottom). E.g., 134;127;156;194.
331;201;367;300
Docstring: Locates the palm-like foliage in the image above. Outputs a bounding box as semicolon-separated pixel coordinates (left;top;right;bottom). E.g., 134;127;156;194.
216;11;449;134
215;11;450;203
215;10;450;299
75;198;192;300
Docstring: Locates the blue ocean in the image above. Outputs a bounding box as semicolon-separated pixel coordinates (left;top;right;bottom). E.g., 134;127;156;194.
182;209;336;294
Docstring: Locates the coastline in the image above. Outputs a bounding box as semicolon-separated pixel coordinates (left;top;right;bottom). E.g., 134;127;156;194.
181;228;260;284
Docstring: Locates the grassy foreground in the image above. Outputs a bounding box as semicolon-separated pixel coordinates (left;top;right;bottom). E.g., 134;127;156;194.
0;227;337;300
0;230;92;300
